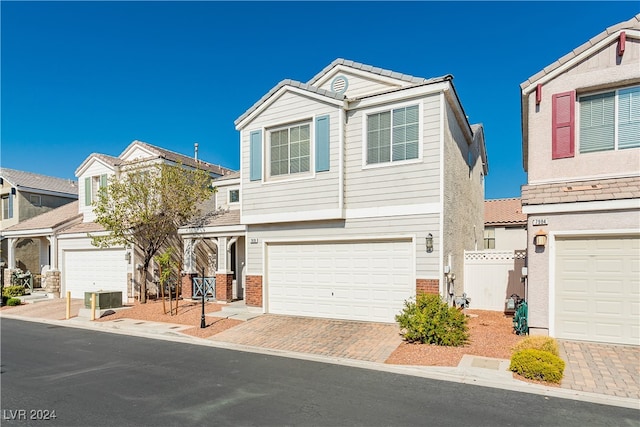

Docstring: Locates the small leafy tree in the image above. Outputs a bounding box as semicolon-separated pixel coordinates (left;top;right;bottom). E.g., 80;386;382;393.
91;162;215;303
155;248;179;314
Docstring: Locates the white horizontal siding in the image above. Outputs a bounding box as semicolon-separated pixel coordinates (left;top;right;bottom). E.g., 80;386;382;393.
241;91;341;219
77;161;115;223
246;214;440;278
344;93;441;210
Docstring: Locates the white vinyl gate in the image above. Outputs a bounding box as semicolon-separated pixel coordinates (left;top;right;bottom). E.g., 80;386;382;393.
463;250;526;311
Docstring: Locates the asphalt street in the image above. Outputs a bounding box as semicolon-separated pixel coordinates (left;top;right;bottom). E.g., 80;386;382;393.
1;319;638;427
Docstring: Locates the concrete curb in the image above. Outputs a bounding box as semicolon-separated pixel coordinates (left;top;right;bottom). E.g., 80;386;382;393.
2;313;638;411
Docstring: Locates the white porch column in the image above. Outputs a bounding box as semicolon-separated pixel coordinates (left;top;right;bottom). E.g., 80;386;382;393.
216;236;229;273
7;237;16;269
183;238;197;274
45;235;57;270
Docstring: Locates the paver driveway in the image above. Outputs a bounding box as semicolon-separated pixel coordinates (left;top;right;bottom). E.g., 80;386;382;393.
208;314;402;363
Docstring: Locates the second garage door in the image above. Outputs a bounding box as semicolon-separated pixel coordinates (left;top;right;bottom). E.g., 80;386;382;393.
555;236;639;345
64;249;128;304
267;240;413;323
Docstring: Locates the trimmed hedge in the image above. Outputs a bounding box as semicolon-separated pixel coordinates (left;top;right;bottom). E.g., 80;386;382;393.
510;348;565;383
6;297;22;306
512;336;560;357
395;293;469;346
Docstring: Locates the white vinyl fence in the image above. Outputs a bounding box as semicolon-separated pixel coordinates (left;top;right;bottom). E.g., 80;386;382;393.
463;250;526;311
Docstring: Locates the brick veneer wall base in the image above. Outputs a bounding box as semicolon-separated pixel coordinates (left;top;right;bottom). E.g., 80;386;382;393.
215;273;233;303
245;275;263;307
416;279;439;295
181;273;195;299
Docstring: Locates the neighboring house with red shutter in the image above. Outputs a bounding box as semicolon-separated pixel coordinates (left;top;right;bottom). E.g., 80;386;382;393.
179;59;489;323
520;14;640;345
483;198;527;251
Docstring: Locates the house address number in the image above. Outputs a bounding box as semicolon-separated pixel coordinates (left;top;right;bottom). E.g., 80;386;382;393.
532;218;548;226
250;238;259;244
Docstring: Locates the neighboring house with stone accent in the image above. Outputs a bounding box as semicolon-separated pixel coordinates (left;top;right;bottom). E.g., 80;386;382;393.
520;14;640;345
483;198;527;251
0;168;78;285
180;59;488;323
3;141;234;304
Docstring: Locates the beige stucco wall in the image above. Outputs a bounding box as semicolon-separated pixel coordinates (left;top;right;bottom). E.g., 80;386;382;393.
442;97;485;298
526;207;640;334
525;37;640;183
492;226;527;251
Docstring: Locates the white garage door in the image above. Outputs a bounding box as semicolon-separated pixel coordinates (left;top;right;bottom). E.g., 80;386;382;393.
64;249;128;303
267;240;413;323
555;236;639;345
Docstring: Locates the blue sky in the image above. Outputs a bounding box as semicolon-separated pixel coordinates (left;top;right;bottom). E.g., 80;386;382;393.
1;1;638;199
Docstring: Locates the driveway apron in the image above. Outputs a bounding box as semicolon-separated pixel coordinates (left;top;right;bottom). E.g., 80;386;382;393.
208;314;402;363
559;340;640;400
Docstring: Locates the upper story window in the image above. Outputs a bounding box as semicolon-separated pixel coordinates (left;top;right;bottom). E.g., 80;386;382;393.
579;86;640;153
269;122;311;177
483;229;495;249
2;194;13;220
85;174;107;206
29;194;42;206
229;189;240;204
366;104;419;165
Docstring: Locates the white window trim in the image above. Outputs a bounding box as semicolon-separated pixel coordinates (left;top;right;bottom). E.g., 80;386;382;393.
361;100;424;170
30;194;42;206
577;85;639;154
264;115;317;184
228;188;240;205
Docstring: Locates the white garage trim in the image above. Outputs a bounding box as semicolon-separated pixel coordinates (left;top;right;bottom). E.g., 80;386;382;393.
549;230;640;345
263;236;416;323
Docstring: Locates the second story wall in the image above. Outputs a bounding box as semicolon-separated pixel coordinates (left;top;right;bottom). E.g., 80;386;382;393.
524;34;640;184
240;90;342;224
344;92;442;212
78;160;116;223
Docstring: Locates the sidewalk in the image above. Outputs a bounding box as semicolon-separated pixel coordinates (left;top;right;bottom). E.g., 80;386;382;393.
1;298;638;410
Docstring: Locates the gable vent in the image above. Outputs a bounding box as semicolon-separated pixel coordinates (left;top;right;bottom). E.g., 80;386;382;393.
330;75;348;94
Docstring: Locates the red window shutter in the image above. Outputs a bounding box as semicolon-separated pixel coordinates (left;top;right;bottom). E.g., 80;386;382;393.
618;31;626;56
551;91;575;159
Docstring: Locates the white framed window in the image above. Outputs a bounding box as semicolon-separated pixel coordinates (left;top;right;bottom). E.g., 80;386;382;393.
30;194;42;206
84;174;107;206
269;122;311;177
483;229;495;249
579;85;640;153
228;189;240;204
2;195;13;220
364;102;422;167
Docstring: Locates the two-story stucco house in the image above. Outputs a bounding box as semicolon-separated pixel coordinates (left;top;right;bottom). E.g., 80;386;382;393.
483;198;527;251
520;14;640;345
3;141;234;304
0;168;78;284
180;59;488;323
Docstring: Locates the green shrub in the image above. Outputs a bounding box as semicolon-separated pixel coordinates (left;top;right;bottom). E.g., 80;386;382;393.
2;285;26;298
510;348;565;383
395;293;469;346
6;297;22;306
512;336;560;357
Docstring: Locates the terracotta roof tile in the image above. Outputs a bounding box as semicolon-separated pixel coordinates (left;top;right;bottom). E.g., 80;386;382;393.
484;198;527;226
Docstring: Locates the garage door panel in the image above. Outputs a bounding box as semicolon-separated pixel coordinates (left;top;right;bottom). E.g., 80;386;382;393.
268;241;413;323
556;236;640;345
64;249;128;304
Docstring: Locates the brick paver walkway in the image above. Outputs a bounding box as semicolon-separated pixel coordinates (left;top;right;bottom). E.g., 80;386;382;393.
209;314;402;363
560;340;640;400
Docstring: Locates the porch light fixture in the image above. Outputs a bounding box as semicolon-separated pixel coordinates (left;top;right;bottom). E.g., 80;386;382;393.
426;233;434;253
534;229;548;247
